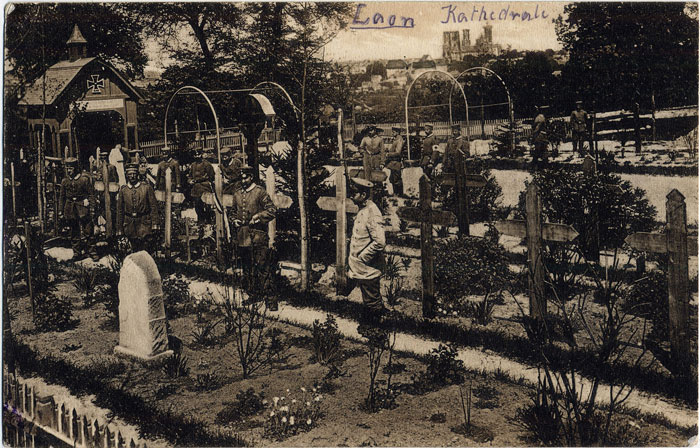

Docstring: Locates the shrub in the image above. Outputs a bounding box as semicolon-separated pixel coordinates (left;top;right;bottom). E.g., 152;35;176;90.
73;266;99;294
411;344;466;394
383;254;408;307
162;276;195;318
516;168;656;251
216;388;265;424
435;158;503;223
193;371;223;392
160;351;189;378
190;320;219;347
434;236;513;313
33;293;78;332
625;271;669;342
311;314;342;365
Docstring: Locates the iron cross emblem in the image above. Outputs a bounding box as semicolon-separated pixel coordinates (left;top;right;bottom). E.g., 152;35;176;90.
87;75;105;94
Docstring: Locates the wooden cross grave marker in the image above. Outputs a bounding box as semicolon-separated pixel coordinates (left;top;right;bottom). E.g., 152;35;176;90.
625;189;697;373
494;183;579;320
317;167;359;293
348;165;387;183
154;168;186;257
435;150;487;236
265;165;293;247
93;164;121;238
397;175;457;318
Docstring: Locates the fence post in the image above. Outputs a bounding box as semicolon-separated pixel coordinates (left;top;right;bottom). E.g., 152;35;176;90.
634;102;642;155
11;162;17;225
455;151;469;236
265;166;277;247
53;163;60;236
24;222;35;318
666;189;690;373
102;161;113;237
185;219;192;263
581;156;600;263
164;168;172;258
215;170;223;264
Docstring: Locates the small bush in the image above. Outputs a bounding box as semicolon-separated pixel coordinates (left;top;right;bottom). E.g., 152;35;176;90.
434;236;512;312
73;266;99;294
190;320;219;347
216;388;265;424
264;388;324;440
33;293;78;332
383;254;408;307
163;276;195;318
160;352;189;378
466;294;497;325
311;314;342;365
411;344;466;394
193;372;223;392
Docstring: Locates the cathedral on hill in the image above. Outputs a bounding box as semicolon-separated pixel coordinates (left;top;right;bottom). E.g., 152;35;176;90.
442;24;503;62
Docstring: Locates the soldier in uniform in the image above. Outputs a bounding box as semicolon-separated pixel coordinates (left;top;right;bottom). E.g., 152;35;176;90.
128;148;151;184
116;163;160;252
570;100;588;156
58;157;97;260
359;126;385;173
385;127;404;196
345;177;386;323
443;124;471;173
188;150;215;227
229;165;278;308
531;105;550;167
420;123;439;177
155;146;181;192
220;147;244;194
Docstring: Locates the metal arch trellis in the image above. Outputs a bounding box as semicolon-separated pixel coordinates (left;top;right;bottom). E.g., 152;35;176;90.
404;70;469;161
251;81;300;120
164;85;223;164
449;66;515;151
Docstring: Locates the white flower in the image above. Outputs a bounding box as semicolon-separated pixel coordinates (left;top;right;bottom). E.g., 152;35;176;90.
312;387;317;392
307;418;312;425
282;417;287;423
292;399;297;404
301;387;306;393
270;411;275;417
314;396;321;402
273;397;279;406
290;416;295;426
262;400;268;405
286;388;290;393
280;396;286;401
452;311;458;316
306;401;311;407
280;405;289;412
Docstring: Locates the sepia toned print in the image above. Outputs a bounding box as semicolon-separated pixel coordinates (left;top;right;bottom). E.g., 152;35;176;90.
2;2;698;446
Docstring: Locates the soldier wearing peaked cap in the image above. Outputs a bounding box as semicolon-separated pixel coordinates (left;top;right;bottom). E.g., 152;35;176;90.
443;124;471;174
359;126;385;172
188;150;215;227
59;157;97;260
420;123;439;177
570;100;588;156
385;126;405;196
220;147;244;195
341;177;387;323
531;105;550;167
229;165;278;309
116;163;159;252
156;146;181;192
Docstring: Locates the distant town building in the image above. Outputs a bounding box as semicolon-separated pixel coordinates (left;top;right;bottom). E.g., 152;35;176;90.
410;55;437;78
386;59;408;78
442;24;503;62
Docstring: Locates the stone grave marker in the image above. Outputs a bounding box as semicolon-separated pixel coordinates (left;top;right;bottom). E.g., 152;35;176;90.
114;251;173;361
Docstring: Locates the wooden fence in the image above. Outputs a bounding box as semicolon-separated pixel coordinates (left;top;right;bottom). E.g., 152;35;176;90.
346;119;532;142
3;370;147;448
140;128;281;159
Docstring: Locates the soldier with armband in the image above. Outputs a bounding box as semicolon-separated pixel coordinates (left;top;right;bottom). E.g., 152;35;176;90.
59;157;97;260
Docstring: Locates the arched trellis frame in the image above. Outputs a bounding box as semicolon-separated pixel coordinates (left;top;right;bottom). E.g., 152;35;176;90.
164;85;222;164
449;67;515;150
405;70;469;161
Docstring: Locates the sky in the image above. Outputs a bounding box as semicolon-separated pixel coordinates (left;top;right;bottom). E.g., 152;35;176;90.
325;2;567;61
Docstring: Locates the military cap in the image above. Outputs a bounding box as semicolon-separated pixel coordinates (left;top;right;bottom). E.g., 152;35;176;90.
162;146;171;153
575;100;583;105
65;157;78;167
220;147;232;156
351;177;374;192
98;150;109;159
240;165;254;175
125;163;139;173
391;126;403;133
451;124;461;131
423;123;434;129
538;105;550;110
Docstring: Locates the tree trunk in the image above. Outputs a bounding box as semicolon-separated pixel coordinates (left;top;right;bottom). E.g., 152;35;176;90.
298;55;310;291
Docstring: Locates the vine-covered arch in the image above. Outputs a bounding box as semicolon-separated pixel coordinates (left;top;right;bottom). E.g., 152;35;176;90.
404;70;469;160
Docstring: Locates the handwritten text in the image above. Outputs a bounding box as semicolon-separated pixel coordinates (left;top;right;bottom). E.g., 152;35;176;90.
441;4;549;23
351;3;415;30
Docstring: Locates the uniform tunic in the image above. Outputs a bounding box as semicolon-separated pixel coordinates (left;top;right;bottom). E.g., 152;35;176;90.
94;161;119;184
385;135;404;170
421;133;439;167
59;172;95;220
360;135;385;170
570;109;588;133
156;158;181;191
221;157;243;194
443;136;471;173
189;160;215;199
116;182;159;238
230;184;277;247
348;200;385;281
